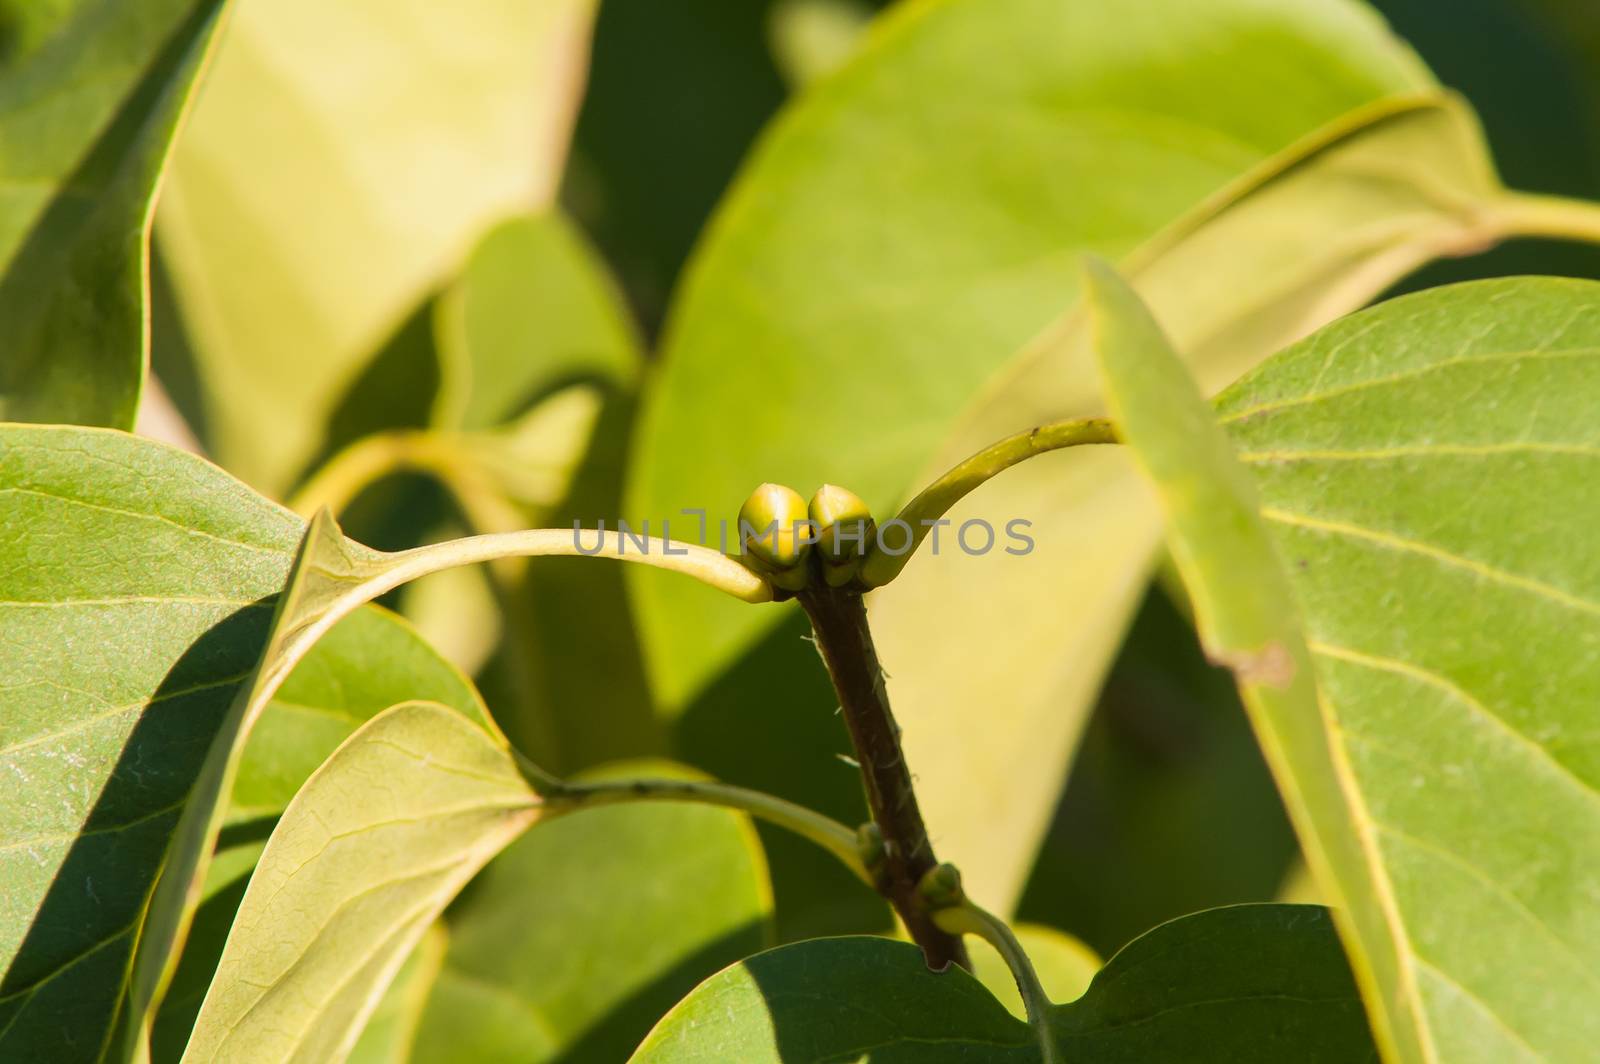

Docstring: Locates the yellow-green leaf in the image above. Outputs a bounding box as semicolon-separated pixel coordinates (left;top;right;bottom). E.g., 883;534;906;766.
870;93;1514;914
181;701;540;1062
1087;266;1600;1060
624;0;1532;916
1085;257;1422;1058
1215;276;1600;1061
0;426;481;1062
157;0;599;491
408;761;772;1062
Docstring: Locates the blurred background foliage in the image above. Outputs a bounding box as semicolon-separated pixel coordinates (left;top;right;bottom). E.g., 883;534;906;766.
145;0;1600;965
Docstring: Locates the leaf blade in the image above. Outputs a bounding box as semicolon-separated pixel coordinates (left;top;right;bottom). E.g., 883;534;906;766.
0;425;491;1062
0;0;229;429
1215;276;1600;1060
157;0;600;491
631;905;1376;1062
410;761;773;1062
180;701;539;1063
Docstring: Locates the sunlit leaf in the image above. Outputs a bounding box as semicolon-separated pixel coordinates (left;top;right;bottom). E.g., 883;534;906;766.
0;425;493;1061
1089;267;1600;1060
627;0;1519;915
434;212;639;433
157;0;600;491
871;94;1514;914
230;607;495;824
409;761;772;1062
0;0;228;428
347;925;447;1064
181;701;540;1062
632;905;1375;1062
148;607;492;1061
1215;277;1600;1061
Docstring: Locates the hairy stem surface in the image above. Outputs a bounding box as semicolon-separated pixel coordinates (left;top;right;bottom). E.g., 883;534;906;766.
797;584;970;970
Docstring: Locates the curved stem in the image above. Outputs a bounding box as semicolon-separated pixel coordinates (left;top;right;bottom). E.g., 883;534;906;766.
372;528;772;604
860;417;1117;587
289;430;437;517
288;430;528;535
540;774;871;886
933;901;1062;1064
1488;191;1600;246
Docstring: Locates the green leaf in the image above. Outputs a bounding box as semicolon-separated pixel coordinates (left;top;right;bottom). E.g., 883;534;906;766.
1087;267;1600;1060
434;212;640;433
124;461;763;1058
1212;276;1600;1060
408;760;772;1061
232;606;495;824
347;925;447;1064
870;93;1516;915
1085;256;1425;1058
181;701;540;1062
632;904;1376;1062
0;0;229;428
634;936;1028;1063
156;0;599;491
629;0;1436;708
148;837;267;1064
148;607;492;1061
0;425;495;1061
626;0;1521;914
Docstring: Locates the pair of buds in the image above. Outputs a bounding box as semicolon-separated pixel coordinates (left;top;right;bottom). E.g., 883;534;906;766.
738;482;876;590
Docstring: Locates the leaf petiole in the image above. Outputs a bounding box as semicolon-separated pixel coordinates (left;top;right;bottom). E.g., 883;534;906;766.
859;417;1117;587
536;772;872;886
930;896;1062;1064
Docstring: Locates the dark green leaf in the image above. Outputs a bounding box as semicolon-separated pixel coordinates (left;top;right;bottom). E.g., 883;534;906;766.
632;905;1376;1062
0;0;228;429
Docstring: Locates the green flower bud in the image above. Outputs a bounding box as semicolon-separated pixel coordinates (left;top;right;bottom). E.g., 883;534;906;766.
738;482;812;590
915;862;966;910
855;822;887;876
809;483;875;586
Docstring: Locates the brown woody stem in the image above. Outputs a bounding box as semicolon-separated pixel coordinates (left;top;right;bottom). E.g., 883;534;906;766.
796;583;970;971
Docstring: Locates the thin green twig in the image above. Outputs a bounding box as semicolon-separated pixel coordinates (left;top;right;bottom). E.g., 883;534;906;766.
860;417;1117;587
933;899;1062;1064
539;773;871;886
